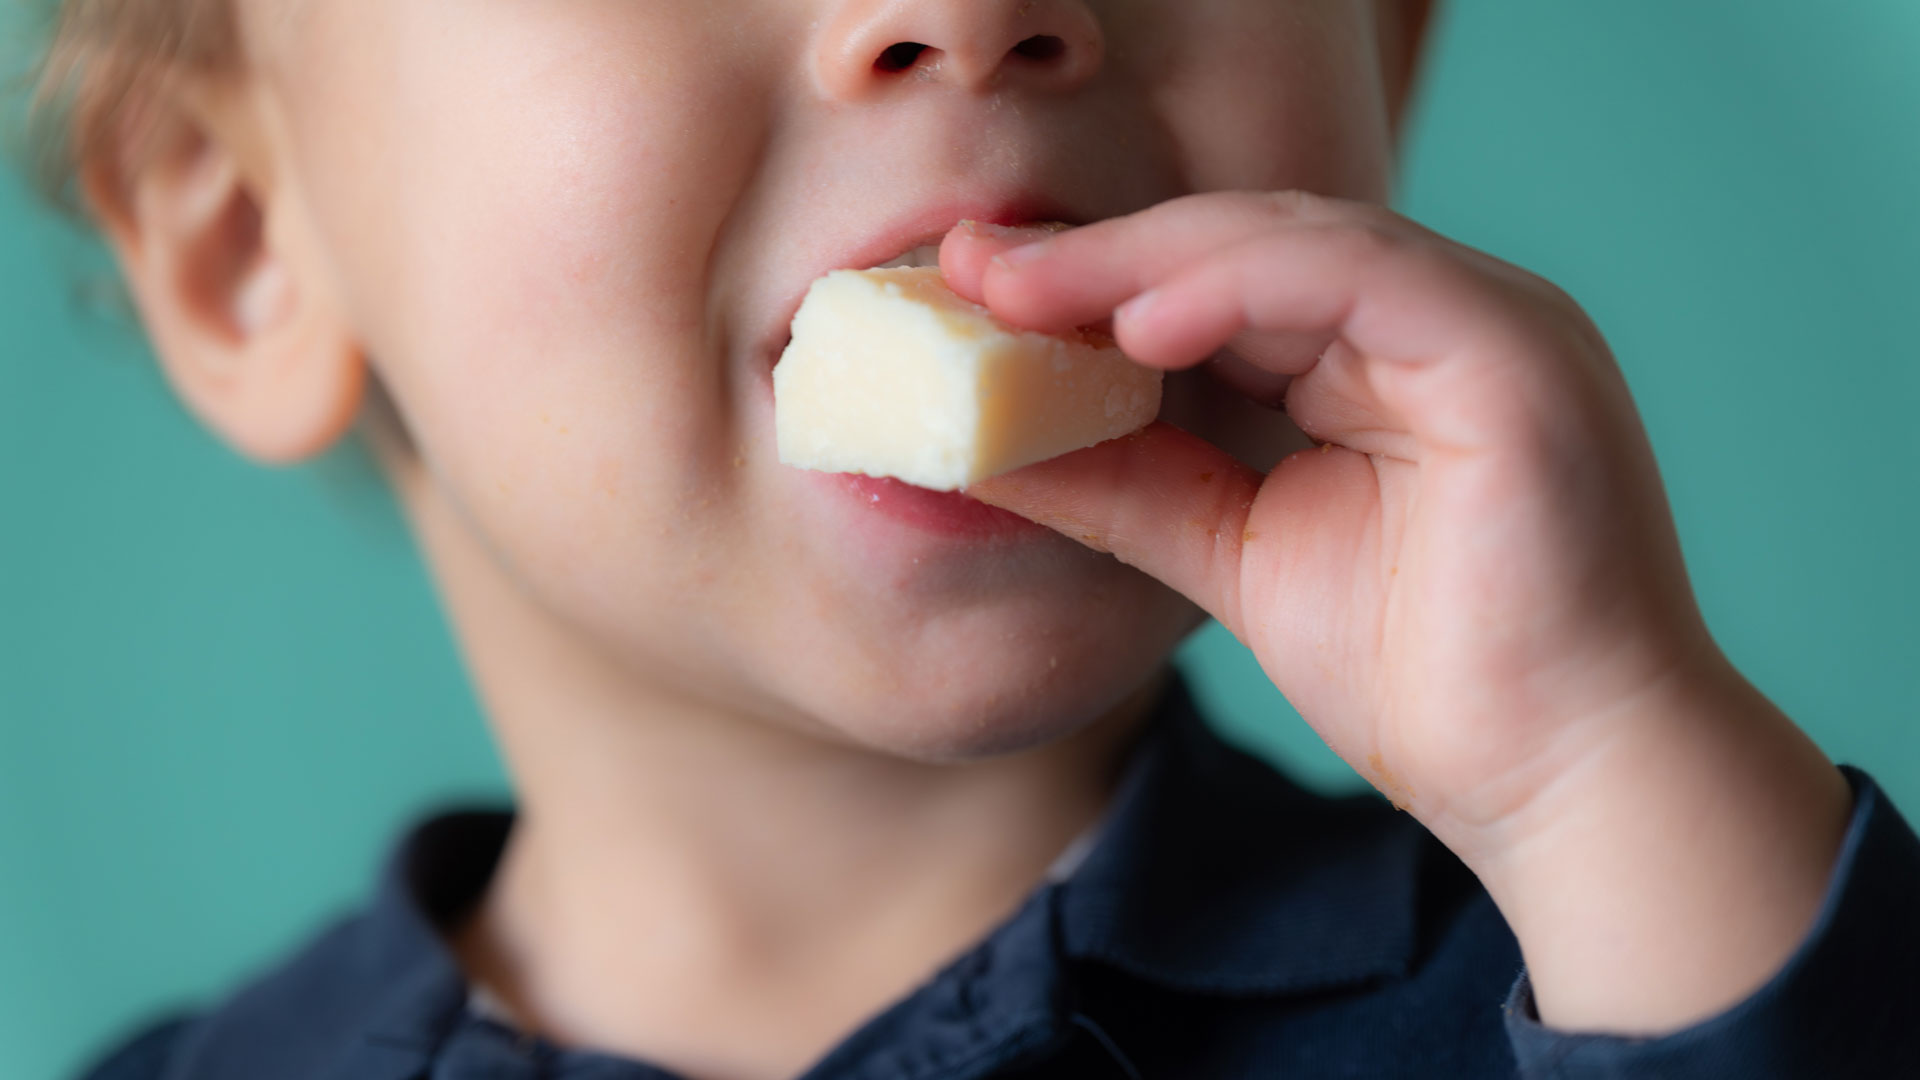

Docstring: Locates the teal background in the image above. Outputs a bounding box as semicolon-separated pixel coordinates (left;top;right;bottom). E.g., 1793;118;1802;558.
4;2;1917;1077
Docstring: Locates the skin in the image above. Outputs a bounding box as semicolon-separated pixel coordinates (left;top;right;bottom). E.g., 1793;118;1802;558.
84;1;1848;1077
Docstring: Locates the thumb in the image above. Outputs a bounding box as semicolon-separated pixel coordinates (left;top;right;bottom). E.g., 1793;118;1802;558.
965;421;1267;636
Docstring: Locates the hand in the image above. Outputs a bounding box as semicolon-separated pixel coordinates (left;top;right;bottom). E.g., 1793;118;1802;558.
942;194;1851;1034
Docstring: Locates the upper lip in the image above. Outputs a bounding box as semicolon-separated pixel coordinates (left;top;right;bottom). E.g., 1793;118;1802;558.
765;193;1087;368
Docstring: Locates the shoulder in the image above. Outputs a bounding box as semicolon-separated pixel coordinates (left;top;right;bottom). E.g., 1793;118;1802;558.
68;911;389;1080
66;810;507;1080
73;1015;198;1080
70;907;466;1080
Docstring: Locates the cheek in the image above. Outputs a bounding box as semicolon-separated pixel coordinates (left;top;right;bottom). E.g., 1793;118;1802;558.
379;8;761;449
263;4;821;717
285;5;767;571
1139;0;1395;199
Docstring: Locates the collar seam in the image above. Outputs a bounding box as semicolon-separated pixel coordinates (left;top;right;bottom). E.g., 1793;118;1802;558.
880;1011;1060;1080
1070;946;1410;997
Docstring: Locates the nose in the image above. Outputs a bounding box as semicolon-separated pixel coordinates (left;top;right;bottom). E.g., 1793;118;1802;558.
813;0;1104;101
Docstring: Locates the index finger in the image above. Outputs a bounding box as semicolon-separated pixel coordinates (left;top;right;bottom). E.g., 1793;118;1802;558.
938;221;1065;306
976;190;1367;333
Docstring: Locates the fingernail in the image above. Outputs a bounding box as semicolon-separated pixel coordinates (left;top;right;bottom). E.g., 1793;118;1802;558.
971;221;1061;240
992;242;1051;269
1116;288;1160;325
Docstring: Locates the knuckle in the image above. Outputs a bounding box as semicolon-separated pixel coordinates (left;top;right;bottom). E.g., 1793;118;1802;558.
1259;189;1323;219
1299;194;1406;234
1518;276;1609;356
1459;252;1606;355
1331;218;1412;265
1546;282;1600;333
1337;199;1406;232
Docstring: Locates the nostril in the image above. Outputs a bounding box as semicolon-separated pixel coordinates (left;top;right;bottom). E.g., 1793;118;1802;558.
1010;35;1066;62
875;41;931;73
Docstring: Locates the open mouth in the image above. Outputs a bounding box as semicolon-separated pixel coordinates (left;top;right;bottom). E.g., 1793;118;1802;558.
870;244;943;270
769;239;950;372
768;207;1083;376
759;213;1159;533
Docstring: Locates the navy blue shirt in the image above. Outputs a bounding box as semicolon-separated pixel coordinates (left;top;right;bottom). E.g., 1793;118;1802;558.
79;676;1920;1079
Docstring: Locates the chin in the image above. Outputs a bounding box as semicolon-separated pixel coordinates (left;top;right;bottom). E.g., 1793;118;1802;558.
782;586;1204;765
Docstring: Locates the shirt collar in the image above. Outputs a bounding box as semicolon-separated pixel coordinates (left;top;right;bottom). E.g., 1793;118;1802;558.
318;812;513;1080
1055;673;1426;993
178;669;1427;1079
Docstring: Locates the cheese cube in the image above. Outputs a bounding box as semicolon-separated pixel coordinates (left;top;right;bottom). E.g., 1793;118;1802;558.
774;267;1161;491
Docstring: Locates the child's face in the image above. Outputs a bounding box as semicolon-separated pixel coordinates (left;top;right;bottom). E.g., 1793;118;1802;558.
241;0;1415;759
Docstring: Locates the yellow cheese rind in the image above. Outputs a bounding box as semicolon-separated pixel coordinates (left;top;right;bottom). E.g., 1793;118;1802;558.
774;267;1161;491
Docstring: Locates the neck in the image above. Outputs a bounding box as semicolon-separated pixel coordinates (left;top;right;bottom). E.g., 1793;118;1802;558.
390;454;1167;1080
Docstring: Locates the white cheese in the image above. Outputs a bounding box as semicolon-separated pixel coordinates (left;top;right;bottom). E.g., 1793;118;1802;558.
774;267;1161;491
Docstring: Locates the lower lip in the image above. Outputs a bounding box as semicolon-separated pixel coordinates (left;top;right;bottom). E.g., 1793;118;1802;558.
821;472;1051;539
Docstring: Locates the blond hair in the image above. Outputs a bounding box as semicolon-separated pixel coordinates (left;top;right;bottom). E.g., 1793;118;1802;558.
25;0;237;215
20;1;418;463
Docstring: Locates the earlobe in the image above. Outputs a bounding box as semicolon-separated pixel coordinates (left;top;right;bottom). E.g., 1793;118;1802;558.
84;86;366;466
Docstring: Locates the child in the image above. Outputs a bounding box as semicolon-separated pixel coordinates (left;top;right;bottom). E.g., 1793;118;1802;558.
29;1;1917;1077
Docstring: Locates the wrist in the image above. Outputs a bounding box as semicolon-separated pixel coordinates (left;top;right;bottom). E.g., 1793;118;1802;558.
1467;658;1851;1035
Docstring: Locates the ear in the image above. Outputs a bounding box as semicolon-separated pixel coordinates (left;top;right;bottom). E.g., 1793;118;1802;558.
1375;0;1438;140
82;81;365;466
